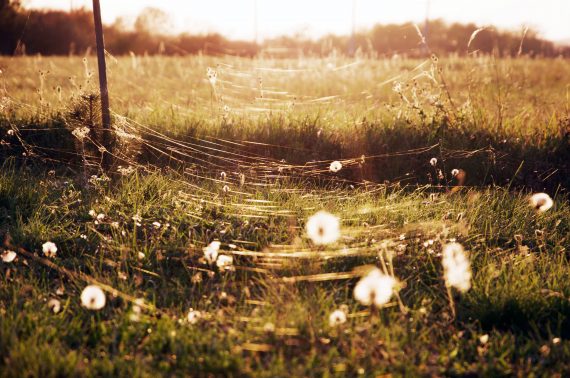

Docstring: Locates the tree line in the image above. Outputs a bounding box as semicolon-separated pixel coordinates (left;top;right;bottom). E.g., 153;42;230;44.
1;1;569;58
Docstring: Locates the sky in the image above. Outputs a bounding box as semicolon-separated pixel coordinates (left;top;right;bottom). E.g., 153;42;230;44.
24;0;570;43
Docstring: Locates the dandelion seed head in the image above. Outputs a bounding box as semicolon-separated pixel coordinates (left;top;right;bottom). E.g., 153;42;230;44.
328;308;347;327
216;254;234;271
203;241;221;264
353;268;396;308
42;241;57;258
430;157;438;166
451;169;460;177
71;126;90;141
329;160;342;173
479;334;489;344
80;285;106;310
1;250;17;263
263;322;275;332
529;193;553;213
442;243;471;293
207;67;217;86
187;309;202;324
306;211;340;245
48;298;61;314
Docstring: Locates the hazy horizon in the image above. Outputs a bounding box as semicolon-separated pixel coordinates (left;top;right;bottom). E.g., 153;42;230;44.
23;0;570;43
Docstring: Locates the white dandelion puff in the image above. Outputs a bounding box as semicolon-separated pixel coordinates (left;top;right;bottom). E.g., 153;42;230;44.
42;241;57;258
96;213;105;222
451;169;460;177
479;334;489;344
48;298;61;314
306;211;340;245
152;221;161;229
80;285;106;310
328;308;347;327
353;268;397;308
203;241;221;264
430;157;438;166
529;193;553;213
263;322;275;332
88;209;96;218
329;161;342;173
216;254;234;271
187;309;202;324
222;185;230;193
207;67;217;86
71;126;90;141
442;243;472;293
1;250;17;263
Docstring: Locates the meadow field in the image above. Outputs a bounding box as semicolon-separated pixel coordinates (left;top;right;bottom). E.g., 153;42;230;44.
1;54;570;376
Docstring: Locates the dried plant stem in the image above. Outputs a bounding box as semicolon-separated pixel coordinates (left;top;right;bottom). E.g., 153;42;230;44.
446;285;456;319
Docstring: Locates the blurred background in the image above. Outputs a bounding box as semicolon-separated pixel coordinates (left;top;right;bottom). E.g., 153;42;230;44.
1;0;570;57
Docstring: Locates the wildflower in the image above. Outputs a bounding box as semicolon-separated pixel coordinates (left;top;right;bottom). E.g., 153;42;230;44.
7;129;14;136
216;254;233;271
71;126;90;141
152;221;161;229
353;268;397;308
451;169;460;177
479;334;489;344
1;250;16;263
88;209;96;218
96;213;105;222
129;298;144;322
329;160;342;173
203;241;221;264
430;157;438;166
442;243;472;293
187;309;201;324
553;337;561;345
392;81;403;93
42;241;57;258
80;285;106;310
306;211;340;245
48;298;61;314
220;171;227;180
137;252;145;260
132;214;142;223
529;193;553;213
329;308;347;327
207;67;217;86
222;185;230;193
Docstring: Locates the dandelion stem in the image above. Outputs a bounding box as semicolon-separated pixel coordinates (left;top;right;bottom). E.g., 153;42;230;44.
446;285;456;319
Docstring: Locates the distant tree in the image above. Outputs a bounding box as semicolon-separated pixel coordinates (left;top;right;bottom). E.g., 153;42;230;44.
134;7;172;36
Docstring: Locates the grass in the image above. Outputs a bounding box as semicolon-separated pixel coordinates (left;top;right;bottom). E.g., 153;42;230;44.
0;55;570;376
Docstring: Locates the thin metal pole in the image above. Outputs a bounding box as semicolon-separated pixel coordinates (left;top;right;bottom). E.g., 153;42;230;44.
92;0;112;170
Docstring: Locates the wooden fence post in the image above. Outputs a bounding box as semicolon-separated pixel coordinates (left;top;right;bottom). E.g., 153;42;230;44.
92;0;112;170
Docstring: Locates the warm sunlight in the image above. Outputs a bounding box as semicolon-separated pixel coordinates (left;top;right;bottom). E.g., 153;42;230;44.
26;0;570;42
2;0;570;376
